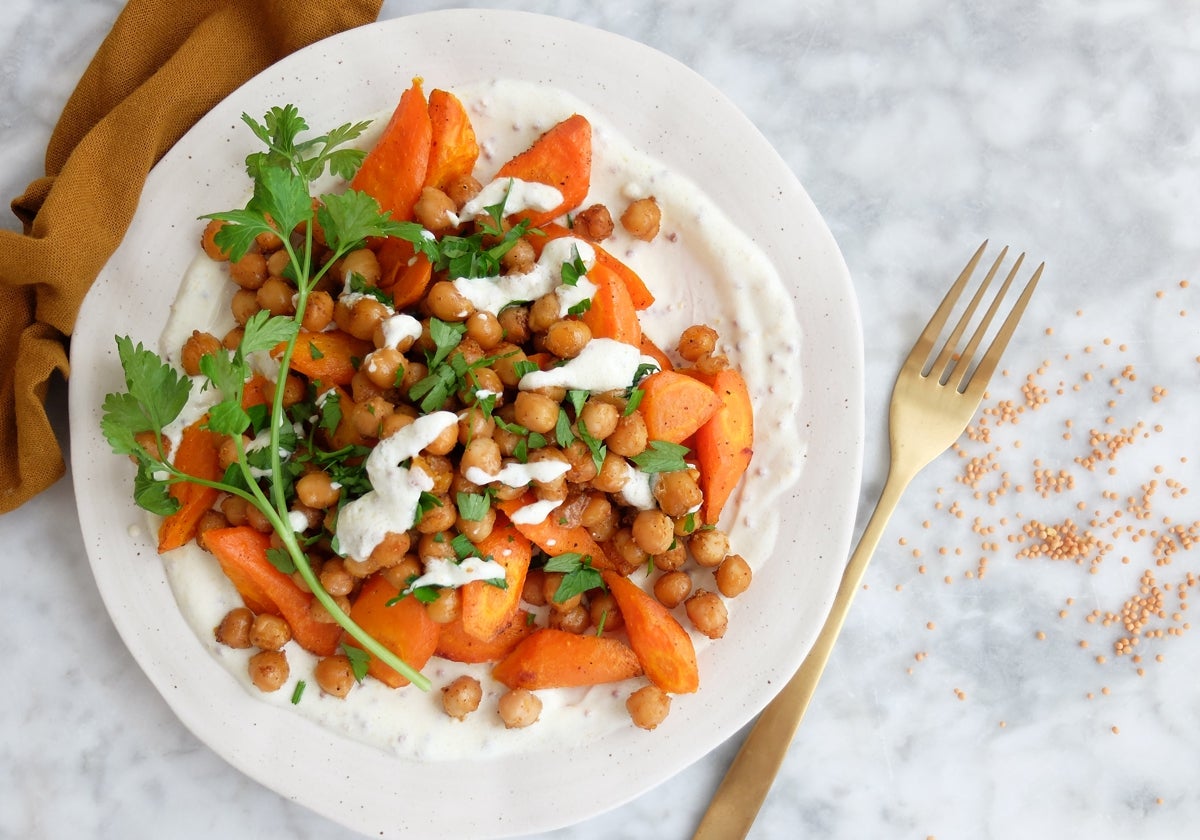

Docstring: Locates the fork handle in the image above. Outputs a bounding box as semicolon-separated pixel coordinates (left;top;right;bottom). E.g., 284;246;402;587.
691;465;915;840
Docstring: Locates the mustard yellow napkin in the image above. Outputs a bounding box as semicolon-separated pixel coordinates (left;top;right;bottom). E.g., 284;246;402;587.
0;0;383;513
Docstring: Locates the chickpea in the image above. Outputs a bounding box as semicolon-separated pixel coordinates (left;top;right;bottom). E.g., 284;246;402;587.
301;289;335;332
652;542;689;572
180;330;221;376
685;589;729;639
214;607;254;648
678;324;719;361
695;352;731;375
444;174;482;209
620;196;662;241
611;527;649;569
497;688;543;728
689;527;730;568
230;288;261;325
626;685;672;730
579;399;619;440
414;454;454;494
573;203;615;241
424;419;460;456
263;373;305;410
416;496;458;535
380;553;422;590
318;558;355;597
363;347;405;390
222;326;244;350
542;572;582;612
351;395;394;438
500;237;537;274
457;405;496;445
201;219;230;261
606;411;648;458
491;342;529;387
631;509;675;555
249;613;292;651
588;592;623;633
248;649;289;692
425;587;461;624
245;502;274;534
460;436;502;479
715;554;753;598
514;391;559;435
591;451;631;494
221;494;249;527
425;280;475;322
654;471;703;517
230;251;268;290
314;655;356;698
562;439;599;484
527;293;560;333
654;570;693;609
465;310;504;350
544;319;591;359
366;531;411;571
195;509;230;551
413;186;459;234
522;568;548;607
266;247;291;278
398;359;428;394
579;494;612;530
256;276;296;317
340;247;382;287
308;594;352;625
442;675;483;720
342;297;391;341
549;603;591;634
498;307;531;345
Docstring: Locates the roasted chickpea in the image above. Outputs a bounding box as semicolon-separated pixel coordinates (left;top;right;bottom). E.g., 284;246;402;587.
266;247;291;278
442;675;483;720
527;293;560;333
579;399;619;440
214;607;254;648
549;603;591;634
201;219;230;261
416;496;458;534
500;237;536;274
363;347;405;389
221;494;249;527
301;289;335;332
654;570;693;609
249;613;292;651
685;589;728;639
181;330;221;376
542;572;581;612
678;324;719;361
424;418;460;456
606;411;648;457
465;311;504;350
544;319;591;359
343;297;391;341
588;592;623;633
425;587;461;624
689;527;730;568
591;451;631;495
351;395;394;438
230;251;268;290
514;391;559;435
695;352;731;375
631;509;675;555
245;501;274;534
314;655;356;698
611;527;649;569
308;594;352;624
256;276;296;316
230;288;261;325
380;553;422;590
460;436;502;479
491;342;529;387
497;688;542;729
562;439;600;484
652;542;689;572
715;553;753;598
626;684;671;730
248;649;289;692
366;531;411;571
263;373;305;410
318;558;355;597
621;196;662;241
456;505;496;543
498;307;531;345
457;405;496;445
444;174;482;209
654;470;703;517
413;186;459;234
574;203;615;241
222;326;244;350
425;280;475;322
340;247;382;287
522;568;548;607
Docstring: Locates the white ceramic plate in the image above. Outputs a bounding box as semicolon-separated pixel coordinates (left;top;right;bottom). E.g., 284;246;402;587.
69;9;863;838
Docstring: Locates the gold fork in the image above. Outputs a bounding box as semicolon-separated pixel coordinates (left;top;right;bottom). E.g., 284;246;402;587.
693;241;1044;839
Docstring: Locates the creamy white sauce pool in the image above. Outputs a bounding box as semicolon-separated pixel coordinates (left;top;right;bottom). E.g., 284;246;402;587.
155;79;804;762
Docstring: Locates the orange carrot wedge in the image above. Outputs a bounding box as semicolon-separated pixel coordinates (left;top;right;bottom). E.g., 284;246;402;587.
492;628;642;690
436;610;535;664
388;252;433;312
533;222;655;309
350;78;432;221
158;420;222;552
681;366;755;525
205;526;343;656
637;370;722;445
495;494;618;570
346;576;441;688
460;517;533;641
496;114;591;227
582;262;641;347
424;88;479;191
241;373;271;409
602;570;699;694
276;329;372;387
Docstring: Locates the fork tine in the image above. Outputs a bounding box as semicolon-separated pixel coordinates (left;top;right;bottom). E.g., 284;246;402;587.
931;245;1009;383
948;250;1024;390
960;261;1044;396
906;240;988;372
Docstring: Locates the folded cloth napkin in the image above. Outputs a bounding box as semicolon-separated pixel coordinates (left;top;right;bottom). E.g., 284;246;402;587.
0;0;383;513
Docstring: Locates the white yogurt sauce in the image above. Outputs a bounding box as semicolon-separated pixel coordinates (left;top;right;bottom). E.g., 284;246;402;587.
458;176;563;222
518;337;657;393
452;235;596;316
156;79;804;761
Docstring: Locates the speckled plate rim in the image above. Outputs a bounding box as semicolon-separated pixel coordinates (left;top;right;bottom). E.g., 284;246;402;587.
68;9;864;838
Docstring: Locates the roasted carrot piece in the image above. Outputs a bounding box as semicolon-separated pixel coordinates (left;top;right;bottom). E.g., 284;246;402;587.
460;517;533;641
424;88;479;191
205;526;344;656
436;610;535;664
276;329;372;387
241;373;271;409
346;576;441;688
637;370;722;445
602;570;699;694
496;114;591;227
639;334;674;373
492;628;642;690
386;251;433;312
533;222;655;310
682;367;755;525
582;262;641;347
350;78;432;221
495;494;618;570
157;420;222;552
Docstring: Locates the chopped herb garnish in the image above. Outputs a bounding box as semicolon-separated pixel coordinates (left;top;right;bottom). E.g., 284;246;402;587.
631;440;691;473
543;552;604;603
456;490;491;522
290;680;306;704
341;644;371;682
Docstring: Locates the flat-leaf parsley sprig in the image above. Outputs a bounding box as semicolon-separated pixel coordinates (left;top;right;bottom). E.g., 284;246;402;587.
102;105;435;691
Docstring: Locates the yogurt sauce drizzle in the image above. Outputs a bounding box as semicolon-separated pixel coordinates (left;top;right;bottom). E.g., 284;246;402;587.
155;79;804;760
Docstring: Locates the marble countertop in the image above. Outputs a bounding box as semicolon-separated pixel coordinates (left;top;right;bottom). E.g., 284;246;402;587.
4;1;1199;837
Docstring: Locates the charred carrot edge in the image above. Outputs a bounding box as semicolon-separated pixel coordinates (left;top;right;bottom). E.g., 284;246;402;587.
496;114;592;228
436;610;535;664
424;88;480;191
492;627;642;689
350;78;432;222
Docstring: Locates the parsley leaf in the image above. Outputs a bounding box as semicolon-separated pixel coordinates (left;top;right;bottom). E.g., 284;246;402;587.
631;440;691;473
341;644;371;682
456;491;491;522
543;552;604;603
560;244;588;286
